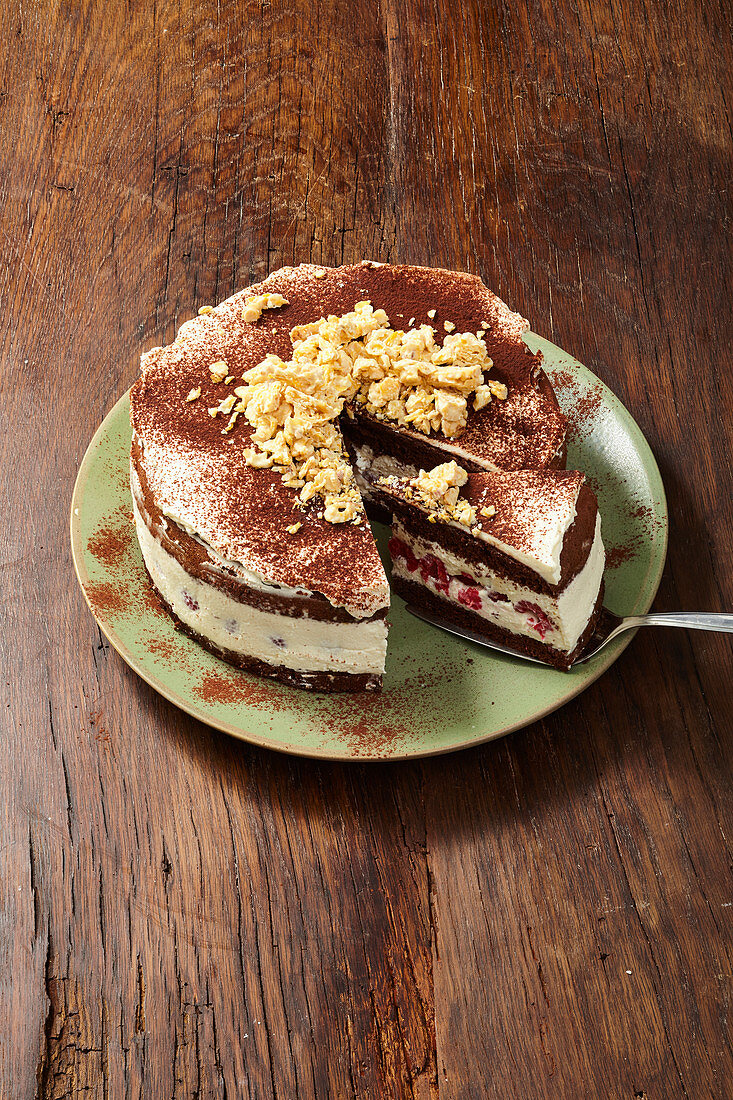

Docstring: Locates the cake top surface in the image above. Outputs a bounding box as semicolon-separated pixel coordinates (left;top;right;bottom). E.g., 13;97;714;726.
130;261;565;609
380;466;590;585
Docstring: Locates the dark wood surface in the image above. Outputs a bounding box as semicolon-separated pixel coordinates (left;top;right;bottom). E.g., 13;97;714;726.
2;1;732;1096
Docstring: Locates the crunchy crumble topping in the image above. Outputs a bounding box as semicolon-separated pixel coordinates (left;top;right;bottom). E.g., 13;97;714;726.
380;460;488;529
186;387;201;402
241;293;289;323
285;300;504;437
195;300;509;526
209;360;228;383
213;329;364;523
209;393;237;417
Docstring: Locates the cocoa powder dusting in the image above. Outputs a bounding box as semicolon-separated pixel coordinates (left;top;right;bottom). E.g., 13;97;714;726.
549;368;603;441
314;653;476;757
87;517;132;567
548;368;574;387
605;543;638;570
192;667;429;757
193;670;300;714
84;581;127;617
139;581;165;616
629;503;664;533
314;689;417;757
568;385;603;438
604;500;664;571
83;556;166;622
143;634;194;669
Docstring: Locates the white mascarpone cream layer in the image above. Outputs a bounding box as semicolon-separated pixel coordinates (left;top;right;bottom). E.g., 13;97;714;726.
392;515;604;653
352;429;503;476
134;498;388;676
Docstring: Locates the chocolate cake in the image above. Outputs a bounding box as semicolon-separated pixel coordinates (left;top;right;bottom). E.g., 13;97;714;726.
130;261;572;690
380;462;605;670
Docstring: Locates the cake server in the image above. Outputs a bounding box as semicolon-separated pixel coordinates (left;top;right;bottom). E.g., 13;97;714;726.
404;606;733;667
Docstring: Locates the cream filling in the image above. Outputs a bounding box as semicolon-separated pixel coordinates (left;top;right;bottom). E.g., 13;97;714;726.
134;499;388;676
353;430;503;475
411;435;502;473
169;507;386;618
157;504;317;599
392;513;604;653
174;525;313;599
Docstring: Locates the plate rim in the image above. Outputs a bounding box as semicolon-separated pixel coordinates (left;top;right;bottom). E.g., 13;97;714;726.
70;343;668;761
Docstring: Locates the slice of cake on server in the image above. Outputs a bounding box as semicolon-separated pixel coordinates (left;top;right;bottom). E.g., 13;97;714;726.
379;461;605;670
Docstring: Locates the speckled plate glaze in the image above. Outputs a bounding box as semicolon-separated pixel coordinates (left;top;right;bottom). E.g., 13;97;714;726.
70;332;667;760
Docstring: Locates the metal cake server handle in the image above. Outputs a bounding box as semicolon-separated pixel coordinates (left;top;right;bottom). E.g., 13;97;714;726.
405;607;733;667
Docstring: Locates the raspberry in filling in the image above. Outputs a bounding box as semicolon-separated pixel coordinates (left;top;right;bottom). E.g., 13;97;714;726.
419;553;450;594
515;600;554;638
457;586;482;610
388;536;418;573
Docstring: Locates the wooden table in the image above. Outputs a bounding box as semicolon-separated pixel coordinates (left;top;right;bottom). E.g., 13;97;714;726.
2;1;731;1096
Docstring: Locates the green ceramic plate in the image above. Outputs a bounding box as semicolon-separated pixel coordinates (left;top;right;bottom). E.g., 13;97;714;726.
70;332;667;760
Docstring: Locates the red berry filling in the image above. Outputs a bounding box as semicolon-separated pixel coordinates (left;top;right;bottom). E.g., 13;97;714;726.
182;590;199;612
389;536;559;642
515;600;554;638
419;553;449;593
388;536;418;573
457;586;482;610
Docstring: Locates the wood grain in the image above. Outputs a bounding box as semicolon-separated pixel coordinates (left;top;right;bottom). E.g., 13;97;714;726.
1;0;731;1096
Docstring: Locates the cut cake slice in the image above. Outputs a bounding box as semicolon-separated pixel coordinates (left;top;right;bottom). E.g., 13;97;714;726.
380;464;605;670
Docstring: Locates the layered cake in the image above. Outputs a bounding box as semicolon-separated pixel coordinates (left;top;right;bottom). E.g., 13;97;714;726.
381;461;605;669
130;261;585;690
